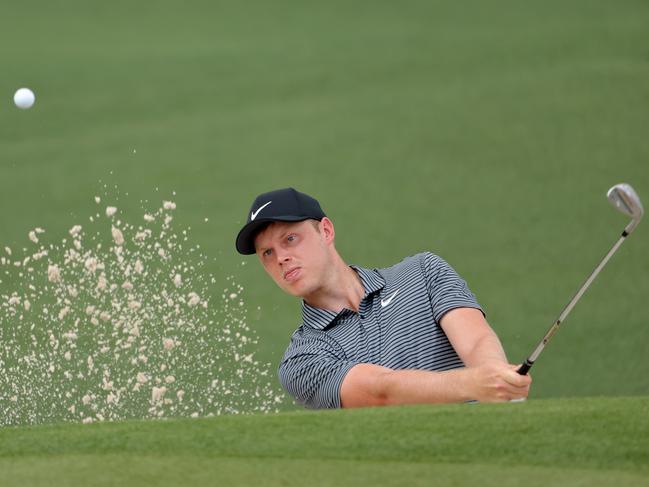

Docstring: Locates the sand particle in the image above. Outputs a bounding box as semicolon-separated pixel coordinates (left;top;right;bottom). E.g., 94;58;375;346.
187;292;201;307
111;226;124;246
48;265;61;283
151;386;167;403
69;225;82;238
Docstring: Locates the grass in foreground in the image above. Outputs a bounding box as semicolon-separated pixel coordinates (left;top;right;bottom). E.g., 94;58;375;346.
1;396;647;486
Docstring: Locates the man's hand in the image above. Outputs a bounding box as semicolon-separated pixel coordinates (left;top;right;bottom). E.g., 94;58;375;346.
462;361;531;402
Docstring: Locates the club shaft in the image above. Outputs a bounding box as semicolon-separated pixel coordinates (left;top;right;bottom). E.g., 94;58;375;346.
517;230;628;375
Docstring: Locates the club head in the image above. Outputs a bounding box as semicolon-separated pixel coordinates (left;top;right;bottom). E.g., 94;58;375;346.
607;183;644;234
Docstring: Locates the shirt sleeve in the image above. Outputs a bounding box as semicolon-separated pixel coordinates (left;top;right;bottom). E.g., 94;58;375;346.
278;333;359;409
422;252;484;322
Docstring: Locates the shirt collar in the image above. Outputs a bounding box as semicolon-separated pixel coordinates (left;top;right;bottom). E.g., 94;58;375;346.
300;265;386;330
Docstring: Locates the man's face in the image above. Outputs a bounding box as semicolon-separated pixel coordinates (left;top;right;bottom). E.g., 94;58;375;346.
254;219;332;298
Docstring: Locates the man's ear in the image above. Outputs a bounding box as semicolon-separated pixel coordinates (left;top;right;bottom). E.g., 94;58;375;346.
320;217;335;244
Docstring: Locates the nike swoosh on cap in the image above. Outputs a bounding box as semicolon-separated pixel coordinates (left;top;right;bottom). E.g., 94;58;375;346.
381;290;399;307
251;201;272;221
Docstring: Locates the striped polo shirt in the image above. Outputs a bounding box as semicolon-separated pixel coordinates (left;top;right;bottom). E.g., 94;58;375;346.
278;251;484;409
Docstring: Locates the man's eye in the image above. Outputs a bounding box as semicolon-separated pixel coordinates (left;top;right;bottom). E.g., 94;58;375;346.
287;235;296;242
263;249;272;257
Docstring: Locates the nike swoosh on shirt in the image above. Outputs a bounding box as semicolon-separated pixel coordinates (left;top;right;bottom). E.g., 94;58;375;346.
381;290;399;307
251;201;272;221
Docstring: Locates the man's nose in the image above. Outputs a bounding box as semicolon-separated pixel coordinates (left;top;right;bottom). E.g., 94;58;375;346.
276;249;291;265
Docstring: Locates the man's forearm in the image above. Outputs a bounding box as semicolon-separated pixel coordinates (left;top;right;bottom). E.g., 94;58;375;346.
440;308;509;367
374;367;473;405
461;329;508;367
341;361;531;407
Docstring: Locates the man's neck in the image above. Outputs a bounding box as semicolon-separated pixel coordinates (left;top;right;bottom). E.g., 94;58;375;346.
303;257;365;314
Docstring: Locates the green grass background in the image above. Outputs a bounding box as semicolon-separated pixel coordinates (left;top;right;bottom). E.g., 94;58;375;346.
1;0;648;405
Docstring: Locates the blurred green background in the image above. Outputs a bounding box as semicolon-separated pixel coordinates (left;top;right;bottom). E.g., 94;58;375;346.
1;0;648;405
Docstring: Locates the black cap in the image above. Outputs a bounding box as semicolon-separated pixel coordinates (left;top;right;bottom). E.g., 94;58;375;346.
235;188;326;255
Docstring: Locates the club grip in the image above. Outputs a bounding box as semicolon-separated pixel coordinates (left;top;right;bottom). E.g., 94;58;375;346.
517;360;533;375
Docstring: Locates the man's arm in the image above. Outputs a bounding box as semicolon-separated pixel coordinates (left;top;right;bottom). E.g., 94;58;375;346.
439;307;508;366
340;307;531;408
340;361;530;407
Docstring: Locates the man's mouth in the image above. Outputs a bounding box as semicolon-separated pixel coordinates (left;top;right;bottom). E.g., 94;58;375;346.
283;267;301;282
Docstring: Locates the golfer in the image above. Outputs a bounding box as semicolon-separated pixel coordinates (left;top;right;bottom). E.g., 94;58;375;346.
236;188;531;409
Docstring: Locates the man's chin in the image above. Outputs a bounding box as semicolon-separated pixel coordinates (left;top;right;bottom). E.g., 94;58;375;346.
282;283;306;298
281;279;314;299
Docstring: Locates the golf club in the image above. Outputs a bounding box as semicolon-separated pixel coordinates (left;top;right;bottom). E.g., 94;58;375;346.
517;183;644;375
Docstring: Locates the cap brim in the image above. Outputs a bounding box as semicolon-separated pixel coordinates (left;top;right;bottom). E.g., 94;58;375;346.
235;216;312;255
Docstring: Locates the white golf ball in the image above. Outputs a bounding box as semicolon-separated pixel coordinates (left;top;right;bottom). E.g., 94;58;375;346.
14;88;36;109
